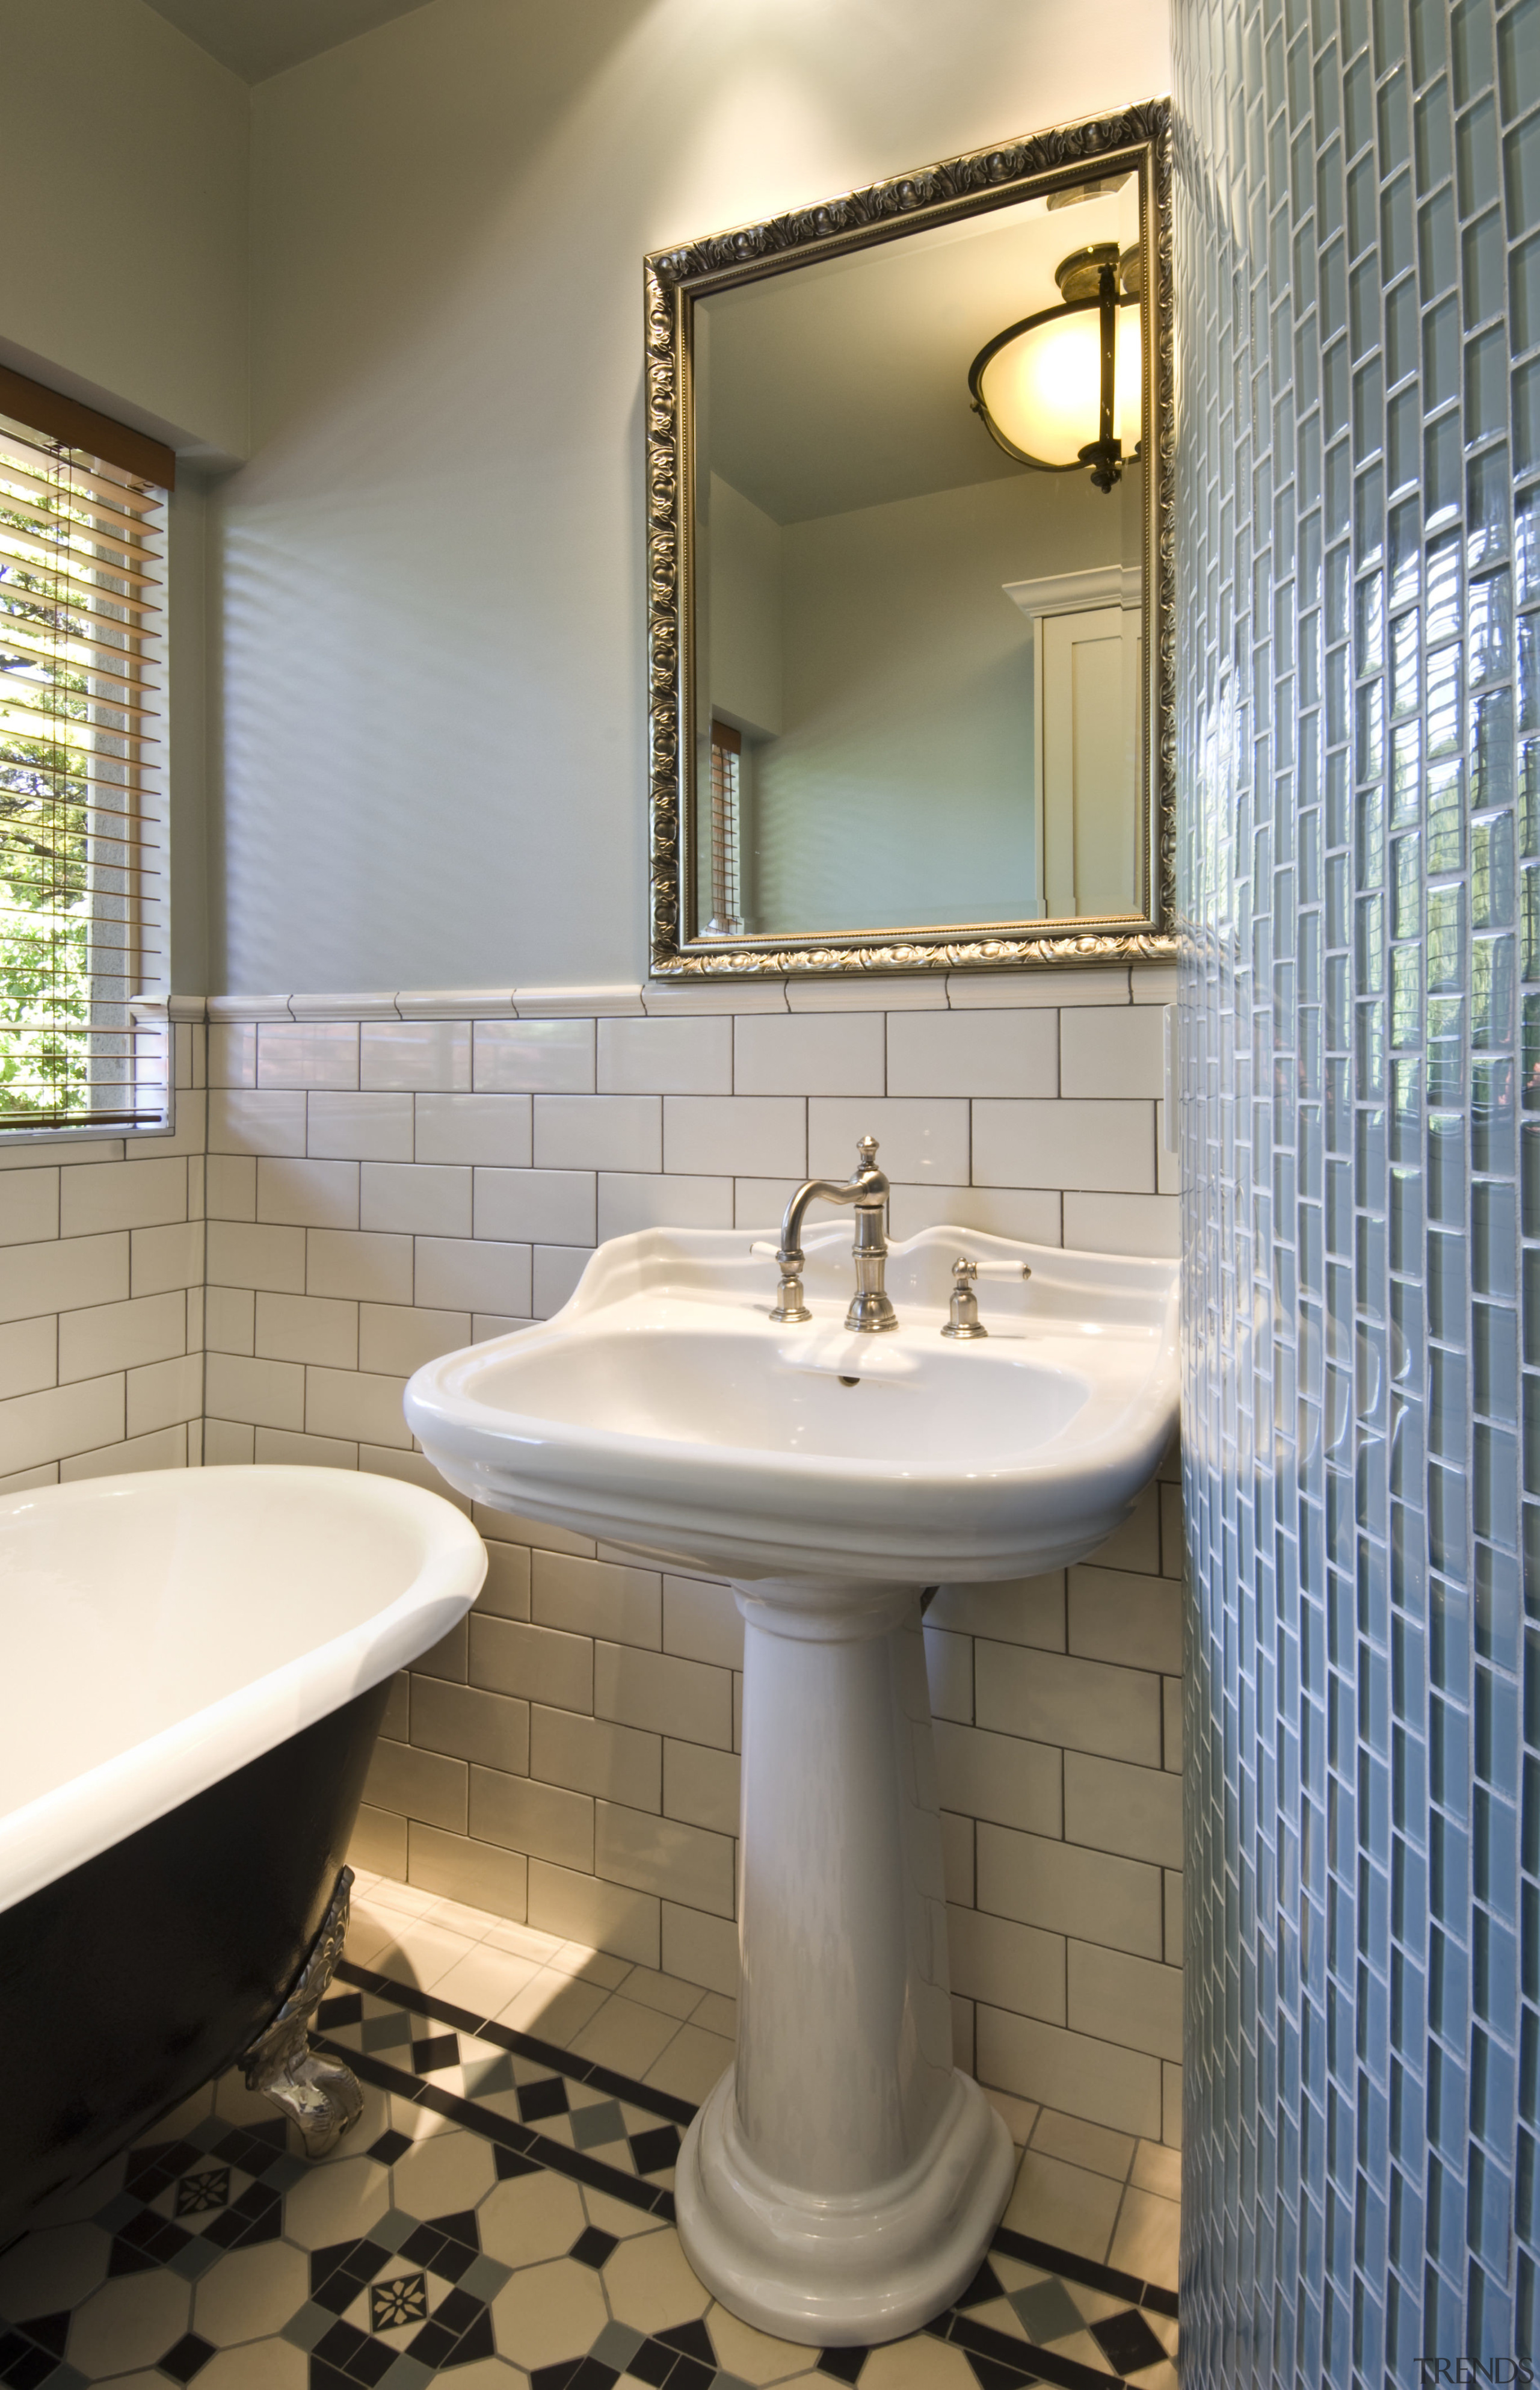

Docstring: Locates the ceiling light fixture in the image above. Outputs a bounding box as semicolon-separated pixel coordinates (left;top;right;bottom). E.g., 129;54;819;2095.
967;242;1142;493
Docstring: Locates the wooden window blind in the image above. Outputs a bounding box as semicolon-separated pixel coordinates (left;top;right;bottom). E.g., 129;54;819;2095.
0;366;174;1133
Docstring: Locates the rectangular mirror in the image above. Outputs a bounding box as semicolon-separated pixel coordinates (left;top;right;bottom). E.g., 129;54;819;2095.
645;102;1173;979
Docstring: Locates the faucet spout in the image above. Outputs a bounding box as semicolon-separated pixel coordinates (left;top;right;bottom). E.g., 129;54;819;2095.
768;1135;898;1333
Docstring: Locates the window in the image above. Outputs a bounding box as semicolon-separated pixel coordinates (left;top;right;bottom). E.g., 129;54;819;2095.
0;365;173;1134
706;718;744;935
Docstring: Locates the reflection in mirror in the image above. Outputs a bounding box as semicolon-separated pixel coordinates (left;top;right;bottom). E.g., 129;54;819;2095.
691;170;1145;942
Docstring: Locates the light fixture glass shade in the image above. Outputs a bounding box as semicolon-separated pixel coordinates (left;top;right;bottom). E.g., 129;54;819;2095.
974;300;1142;470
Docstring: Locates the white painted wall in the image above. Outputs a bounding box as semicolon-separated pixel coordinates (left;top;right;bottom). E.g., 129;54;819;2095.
0;0;248;462
706;475;783;742
751;470;1125;933
1;0;248;1001
215;0;1171;996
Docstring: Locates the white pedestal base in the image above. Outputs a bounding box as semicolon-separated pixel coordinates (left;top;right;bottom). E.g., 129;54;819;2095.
676;2061;1013;2347
673;1574;1014;2347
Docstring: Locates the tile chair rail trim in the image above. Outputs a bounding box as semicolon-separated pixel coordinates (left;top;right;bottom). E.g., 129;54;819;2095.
333;1957;1181;2325
192;968;1170;1025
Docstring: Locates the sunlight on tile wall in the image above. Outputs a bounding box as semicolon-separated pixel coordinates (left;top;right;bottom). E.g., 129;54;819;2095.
1177;0;1539;2367
0;1024;206;1491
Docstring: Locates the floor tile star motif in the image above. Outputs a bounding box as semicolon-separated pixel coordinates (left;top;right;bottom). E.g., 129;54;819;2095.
103;2120;295;2282
171;2173;229;2221
288;2205;507;2383
369;2273;430;2332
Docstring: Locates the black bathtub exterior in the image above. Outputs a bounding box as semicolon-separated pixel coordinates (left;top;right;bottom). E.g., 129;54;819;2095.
0;1680;389;2244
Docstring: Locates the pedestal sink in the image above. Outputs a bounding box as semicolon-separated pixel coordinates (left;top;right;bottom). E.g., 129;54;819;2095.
405;1222;1178;2347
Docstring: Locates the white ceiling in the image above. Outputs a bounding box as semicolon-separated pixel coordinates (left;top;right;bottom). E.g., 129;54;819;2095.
143;0;435;81
699;177;1141;525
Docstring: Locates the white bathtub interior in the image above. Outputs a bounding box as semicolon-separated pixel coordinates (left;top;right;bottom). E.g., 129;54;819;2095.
0;1465;486;1914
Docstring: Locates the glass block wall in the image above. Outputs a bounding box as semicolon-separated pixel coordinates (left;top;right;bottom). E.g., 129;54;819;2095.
1175;0;1540;2374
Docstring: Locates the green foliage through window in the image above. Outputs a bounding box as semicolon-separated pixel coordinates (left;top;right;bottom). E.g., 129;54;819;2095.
0;413;167;1129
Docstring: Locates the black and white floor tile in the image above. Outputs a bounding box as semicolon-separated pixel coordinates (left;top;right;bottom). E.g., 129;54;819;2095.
1;1960;1177;2390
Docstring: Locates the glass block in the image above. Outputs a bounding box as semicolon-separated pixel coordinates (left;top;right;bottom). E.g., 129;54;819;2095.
1177;0;1530;2368
1468;448;1513;568
1427;531;1464;643
1472;937;1517;1053
1473;1175;1518;1298
1518;360;1540;474
1390;493;1423;606
1452;0;1496;107
1517;487;1540;611
1470;568;1514;686
1411;0;1450;90
1421;187;1458;301
1465;291;1506;431
1472;687;1515;811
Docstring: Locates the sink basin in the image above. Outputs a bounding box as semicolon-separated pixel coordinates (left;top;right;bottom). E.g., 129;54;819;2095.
404;1224;1177;1582
405;1221;1178;2348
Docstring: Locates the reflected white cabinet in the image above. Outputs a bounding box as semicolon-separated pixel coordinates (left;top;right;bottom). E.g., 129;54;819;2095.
1004;563;1142;921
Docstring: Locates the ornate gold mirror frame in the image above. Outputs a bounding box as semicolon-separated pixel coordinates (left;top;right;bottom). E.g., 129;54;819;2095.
645;98;1174;980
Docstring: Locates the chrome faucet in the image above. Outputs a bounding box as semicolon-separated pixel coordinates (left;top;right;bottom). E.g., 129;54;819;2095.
769;1135;898;1333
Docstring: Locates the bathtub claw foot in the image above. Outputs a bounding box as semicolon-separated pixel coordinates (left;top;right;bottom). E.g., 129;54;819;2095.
239;1865;362;2159
253;2042;364;2158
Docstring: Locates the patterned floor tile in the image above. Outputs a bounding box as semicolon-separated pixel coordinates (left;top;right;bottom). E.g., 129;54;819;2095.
0;2225;112;2324
391;2128;500;2217
277;2147;396;2254
67;2266;192;2380
0;1956;1176;2390
192;2238;309;2347
567;1996;688;2080
640;2026;736;2107
491;2253;609;2371
860;2339;977;2389
1104;2190;1180;2295
478;2172;590;2270
701;2301;816;2386
602;2232;711;2334
497;1976;610;2046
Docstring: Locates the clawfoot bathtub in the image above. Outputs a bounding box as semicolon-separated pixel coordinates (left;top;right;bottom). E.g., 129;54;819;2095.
0;1465;485;2243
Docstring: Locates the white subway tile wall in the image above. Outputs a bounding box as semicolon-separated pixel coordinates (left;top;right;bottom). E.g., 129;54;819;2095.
0;1025;207;1492
198;971;1182;2143
2;976;1183;2147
